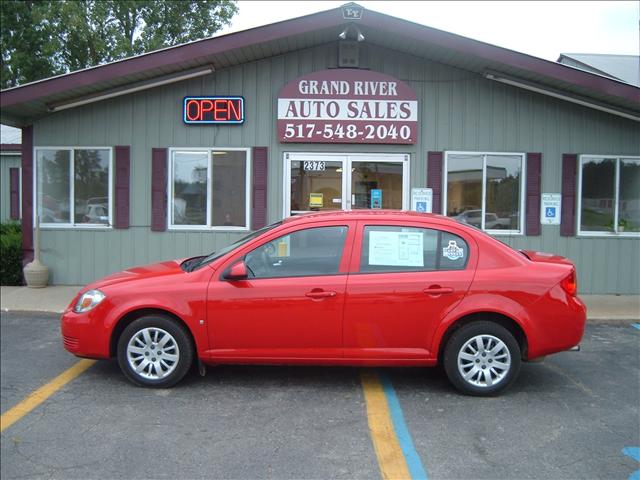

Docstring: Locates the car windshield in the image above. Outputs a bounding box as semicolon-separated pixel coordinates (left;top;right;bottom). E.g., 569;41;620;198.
191;221;282;271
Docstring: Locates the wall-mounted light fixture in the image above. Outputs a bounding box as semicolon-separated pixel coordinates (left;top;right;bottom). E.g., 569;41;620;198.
338;25;365;42
484;71;639;122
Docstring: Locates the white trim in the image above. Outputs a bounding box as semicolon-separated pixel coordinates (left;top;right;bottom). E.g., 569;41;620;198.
33;146;114;229
18;167;22;219
443;151;526;236
577;154;640;237
282;152;410;217
167;147;251;232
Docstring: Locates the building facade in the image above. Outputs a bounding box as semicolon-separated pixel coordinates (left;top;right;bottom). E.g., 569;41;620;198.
1;4;638;293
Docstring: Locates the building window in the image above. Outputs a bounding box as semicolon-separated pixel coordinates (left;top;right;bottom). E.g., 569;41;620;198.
578;155;640;235
444;152;524;233
169;148;250;230
35;147;112;227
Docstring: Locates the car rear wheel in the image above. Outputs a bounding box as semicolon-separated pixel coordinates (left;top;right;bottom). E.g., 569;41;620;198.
117;315;193;388
443;321;521;396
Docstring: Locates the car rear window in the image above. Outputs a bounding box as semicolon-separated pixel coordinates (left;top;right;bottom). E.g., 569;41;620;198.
360;225;469;273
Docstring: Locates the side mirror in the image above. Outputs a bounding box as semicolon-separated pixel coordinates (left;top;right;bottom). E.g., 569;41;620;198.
226;260;248;280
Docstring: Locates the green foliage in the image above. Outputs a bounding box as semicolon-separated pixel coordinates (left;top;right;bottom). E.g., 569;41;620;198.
1;0;238;88
0;222;23;286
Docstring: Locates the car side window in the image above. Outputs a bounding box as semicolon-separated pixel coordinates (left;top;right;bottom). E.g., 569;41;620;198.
245;226;348;278
360;225;468;273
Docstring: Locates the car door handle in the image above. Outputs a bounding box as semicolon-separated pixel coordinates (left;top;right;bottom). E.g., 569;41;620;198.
305;290;337;299
423;286;454;295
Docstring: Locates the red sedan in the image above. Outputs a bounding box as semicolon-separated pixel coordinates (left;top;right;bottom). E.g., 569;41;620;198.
61;211;586;395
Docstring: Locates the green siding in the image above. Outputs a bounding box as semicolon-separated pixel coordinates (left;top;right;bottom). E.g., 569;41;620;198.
32;43;639;292
0;154;21;222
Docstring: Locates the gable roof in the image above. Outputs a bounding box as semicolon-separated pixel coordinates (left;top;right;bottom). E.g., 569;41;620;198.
557;53;640;87
1;3;638;126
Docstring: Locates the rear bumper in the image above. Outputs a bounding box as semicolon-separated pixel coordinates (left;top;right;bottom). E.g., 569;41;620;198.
525;290;587;359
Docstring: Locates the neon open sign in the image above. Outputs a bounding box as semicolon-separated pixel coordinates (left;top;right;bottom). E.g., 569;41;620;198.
183;96;244;124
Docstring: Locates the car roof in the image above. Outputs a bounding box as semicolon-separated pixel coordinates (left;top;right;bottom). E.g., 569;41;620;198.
282;210;459;227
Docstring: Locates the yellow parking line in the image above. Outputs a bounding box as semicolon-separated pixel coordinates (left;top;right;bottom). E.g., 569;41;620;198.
361;370;412;479
1;359;95;432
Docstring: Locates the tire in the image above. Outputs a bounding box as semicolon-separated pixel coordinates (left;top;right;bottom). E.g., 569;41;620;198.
117;315;194;388
443;321;521;396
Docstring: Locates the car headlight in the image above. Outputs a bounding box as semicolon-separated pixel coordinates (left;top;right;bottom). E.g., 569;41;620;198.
74;289;106;313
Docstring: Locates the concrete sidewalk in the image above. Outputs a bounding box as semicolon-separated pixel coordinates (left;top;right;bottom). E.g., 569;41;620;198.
1;285;638;321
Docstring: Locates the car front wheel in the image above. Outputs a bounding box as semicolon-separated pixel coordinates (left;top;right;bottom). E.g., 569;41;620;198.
117;315;194;388
443;321;521;396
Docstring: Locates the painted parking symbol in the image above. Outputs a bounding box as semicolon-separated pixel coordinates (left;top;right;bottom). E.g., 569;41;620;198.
622;447;640;480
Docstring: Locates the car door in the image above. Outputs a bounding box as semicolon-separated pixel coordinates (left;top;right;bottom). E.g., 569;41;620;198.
205;221;355;360
343;221;476;360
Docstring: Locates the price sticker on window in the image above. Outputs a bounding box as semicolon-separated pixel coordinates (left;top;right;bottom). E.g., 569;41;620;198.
304;161;326;171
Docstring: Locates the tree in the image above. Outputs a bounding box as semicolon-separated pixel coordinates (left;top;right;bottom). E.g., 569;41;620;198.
0;0;238;88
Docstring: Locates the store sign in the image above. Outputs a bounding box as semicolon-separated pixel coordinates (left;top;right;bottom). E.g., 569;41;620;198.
277;69;417;144
541;193;561;225
183;96;244;124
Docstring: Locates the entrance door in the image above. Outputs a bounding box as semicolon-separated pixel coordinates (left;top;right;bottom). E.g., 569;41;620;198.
285;153;409;216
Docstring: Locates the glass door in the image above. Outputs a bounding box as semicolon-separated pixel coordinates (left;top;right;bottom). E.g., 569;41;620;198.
286;153;347;215
284;153;409;216
349;156;407;210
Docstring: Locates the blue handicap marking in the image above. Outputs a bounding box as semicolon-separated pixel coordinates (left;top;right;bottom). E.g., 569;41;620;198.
545;207;556;218
622;447;640;480
416;202;427;213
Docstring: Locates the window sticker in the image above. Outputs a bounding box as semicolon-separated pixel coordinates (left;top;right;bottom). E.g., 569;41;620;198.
309;193;323;207
369;231;424;267
442;240;464;260
277;236;290;257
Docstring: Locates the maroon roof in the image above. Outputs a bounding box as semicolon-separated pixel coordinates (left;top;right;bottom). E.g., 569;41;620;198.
1;3;638;126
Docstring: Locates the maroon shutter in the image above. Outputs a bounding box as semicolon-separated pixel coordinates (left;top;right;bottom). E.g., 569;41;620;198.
21;126;34;266
9;168;20;220
525;153;542;235
252;147;268;230
151;148;168;232
114;146;130;229
427;151;443;214
561;154;578;236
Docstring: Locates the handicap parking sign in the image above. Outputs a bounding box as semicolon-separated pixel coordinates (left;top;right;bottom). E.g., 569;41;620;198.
416;202;427;212
540;193;561;225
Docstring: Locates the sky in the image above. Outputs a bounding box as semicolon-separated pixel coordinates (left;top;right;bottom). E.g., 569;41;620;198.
218;1;640;61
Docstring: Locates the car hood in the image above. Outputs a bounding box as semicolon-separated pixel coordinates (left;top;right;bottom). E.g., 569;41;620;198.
85;258;189;290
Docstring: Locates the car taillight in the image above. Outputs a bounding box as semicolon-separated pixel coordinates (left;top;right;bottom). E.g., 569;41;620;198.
561;270;577;296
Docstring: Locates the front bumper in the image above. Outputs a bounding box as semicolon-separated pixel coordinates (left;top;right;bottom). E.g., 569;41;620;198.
60;304;112;359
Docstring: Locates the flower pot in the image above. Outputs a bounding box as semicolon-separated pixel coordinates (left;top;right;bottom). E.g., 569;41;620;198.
23;259;49;288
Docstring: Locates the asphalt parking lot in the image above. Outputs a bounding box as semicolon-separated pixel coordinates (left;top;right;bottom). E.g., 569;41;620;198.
1;311;639;480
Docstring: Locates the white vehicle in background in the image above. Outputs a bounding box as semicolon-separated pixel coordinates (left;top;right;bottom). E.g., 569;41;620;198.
454;210;512;229
83;204;109;224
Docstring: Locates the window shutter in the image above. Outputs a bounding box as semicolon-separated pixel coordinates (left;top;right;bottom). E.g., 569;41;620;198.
561;154;578;236
114;146;130;229
252;147;268;230
427;151;443;214
151;148;168;232
525;153;542;235
21;125;34;265
9;168;20;220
